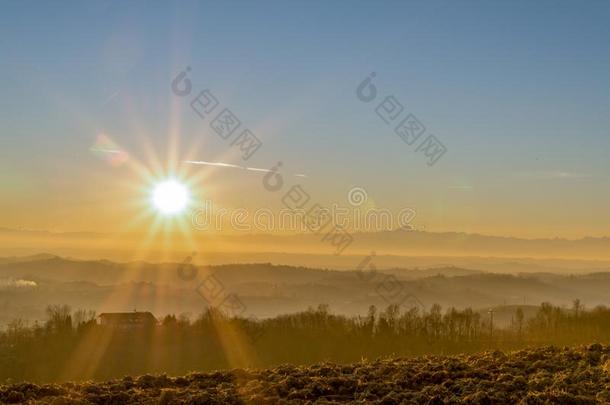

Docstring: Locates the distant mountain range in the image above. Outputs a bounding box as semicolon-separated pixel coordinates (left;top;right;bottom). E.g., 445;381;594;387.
2;227;610;264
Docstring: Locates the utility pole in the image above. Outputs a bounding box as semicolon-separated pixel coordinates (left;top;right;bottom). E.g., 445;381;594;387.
488;308;494;339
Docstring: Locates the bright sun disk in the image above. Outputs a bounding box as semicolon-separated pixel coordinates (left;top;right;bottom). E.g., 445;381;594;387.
152;180;189;215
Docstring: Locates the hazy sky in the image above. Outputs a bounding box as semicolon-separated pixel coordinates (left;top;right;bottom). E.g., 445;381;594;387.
1;0;610;238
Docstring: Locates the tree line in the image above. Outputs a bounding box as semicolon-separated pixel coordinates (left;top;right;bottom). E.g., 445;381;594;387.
0;299;606;382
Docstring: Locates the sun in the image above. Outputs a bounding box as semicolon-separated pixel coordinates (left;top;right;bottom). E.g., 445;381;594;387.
151;179;190;215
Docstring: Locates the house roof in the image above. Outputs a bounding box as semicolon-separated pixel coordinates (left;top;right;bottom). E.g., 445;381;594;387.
98;312;157;322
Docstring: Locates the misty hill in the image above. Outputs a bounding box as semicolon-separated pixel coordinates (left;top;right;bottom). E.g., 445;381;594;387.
0;257;340;285
3;256;610;327
351;230;610;259
380;266;484;279
0;257;484;286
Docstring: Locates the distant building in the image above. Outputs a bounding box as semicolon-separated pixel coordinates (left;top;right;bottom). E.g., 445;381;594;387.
98;311;158;328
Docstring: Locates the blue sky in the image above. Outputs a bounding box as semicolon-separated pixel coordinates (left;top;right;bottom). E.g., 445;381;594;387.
1;0;609;237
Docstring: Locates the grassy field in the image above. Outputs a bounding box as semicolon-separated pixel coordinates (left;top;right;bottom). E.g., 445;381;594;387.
2;344;610;404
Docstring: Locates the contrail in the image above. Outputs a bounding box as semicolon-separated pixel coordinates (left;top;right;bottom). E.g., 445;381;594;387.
185;160;243;169
90;148;124;154
184;160;307;178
